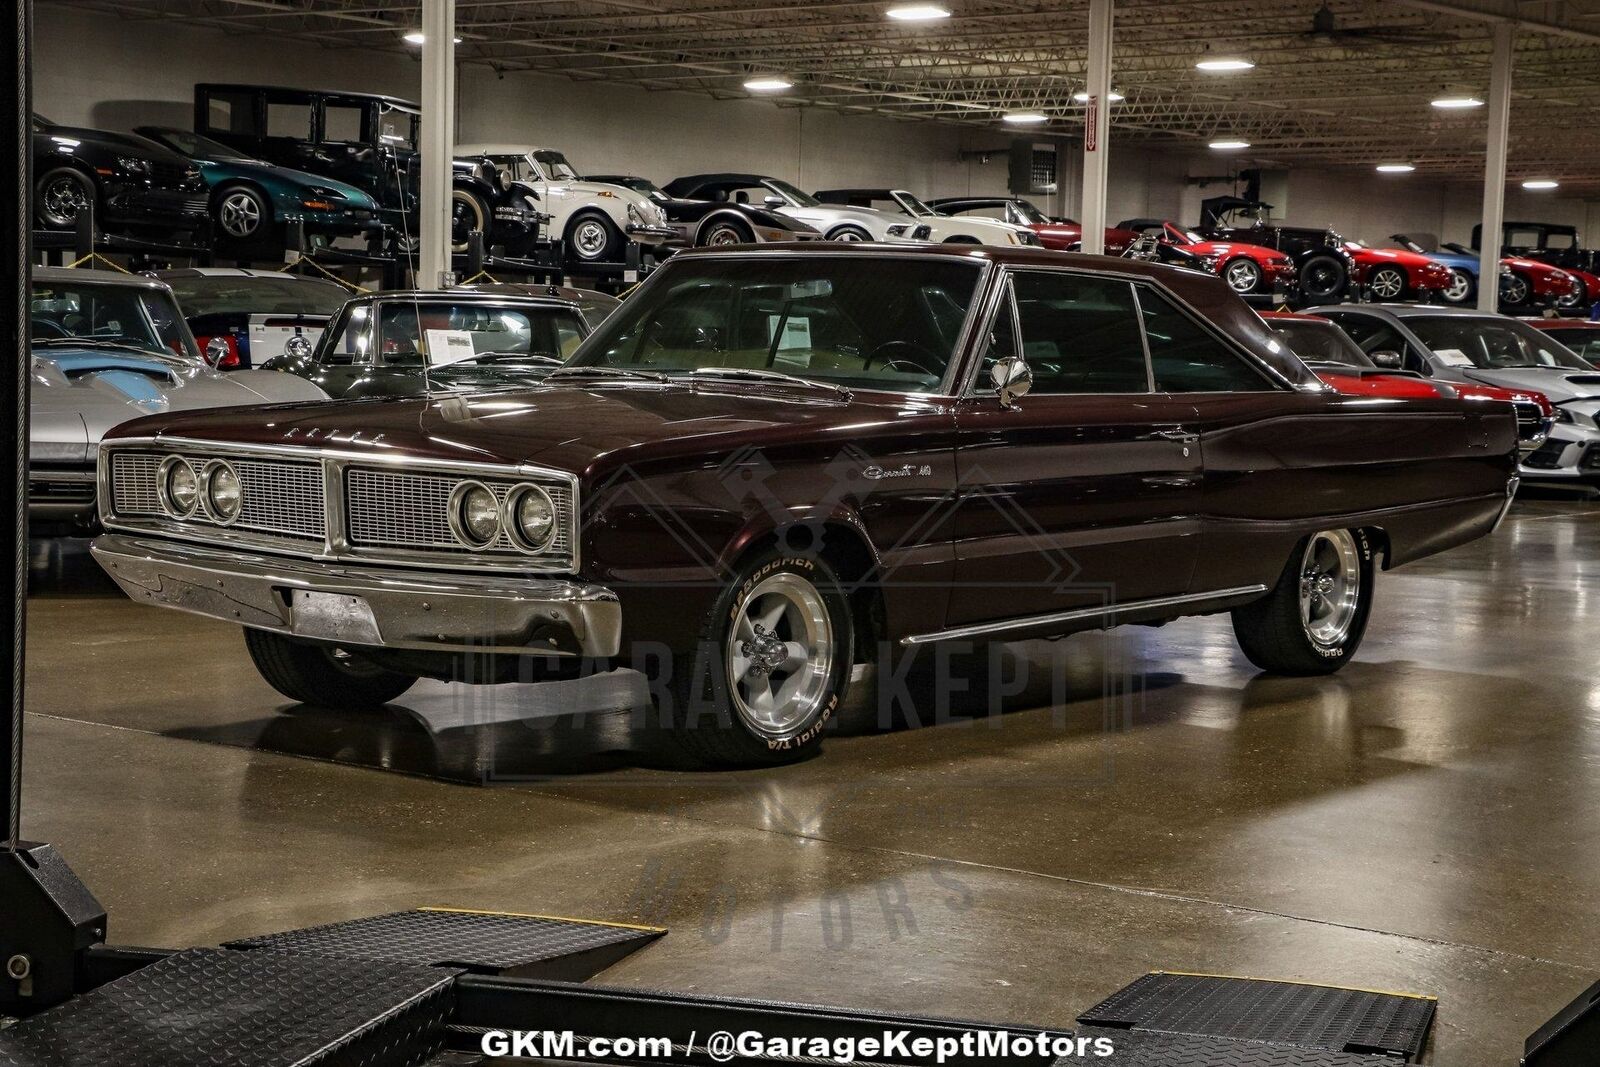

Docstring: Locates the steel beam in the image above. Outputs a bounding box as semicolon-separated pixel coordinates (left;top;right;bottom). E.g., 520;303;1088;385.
5;0;32;854
1079;0;1112;256
419;0;456;290
1478;22;1513;313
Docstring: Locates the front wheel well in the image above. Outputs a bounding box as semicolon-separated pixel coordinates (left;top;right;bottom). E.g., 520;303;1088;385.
727;520;882;659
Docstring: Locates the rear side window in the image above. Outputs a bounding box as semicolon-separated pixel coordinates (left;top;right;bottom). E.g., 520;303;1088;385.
1011;271;1148;394
267;102;311;139
204;91;258;136
322;104;364;144
1139;288;1272;392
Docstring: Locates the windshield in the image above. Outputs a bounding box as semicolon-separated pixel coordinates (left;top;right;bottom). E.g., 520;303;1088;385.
149;128;254;161
1539;325;1600;365
1406;315;1593;370
1393;237;1427;254
593;176;665;200
1270;320;1372;369
894;192;936;218
533;150;580;181
166;275;350;317
765;179;819;208
567;256;983;393
30;281;199;360
317;300;586;368
1011;199;1049;225
377;104;417;151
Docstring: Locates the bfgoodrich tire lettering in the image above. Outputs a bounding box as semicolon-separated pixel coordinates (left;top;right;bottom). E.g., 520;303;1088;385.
664;549;854;767
244;628;417;708
1230;529;1375;675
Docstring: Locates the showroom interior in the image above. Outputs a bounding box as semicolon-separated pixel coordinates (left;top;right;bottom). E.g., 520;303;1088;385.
8;0;1600;1065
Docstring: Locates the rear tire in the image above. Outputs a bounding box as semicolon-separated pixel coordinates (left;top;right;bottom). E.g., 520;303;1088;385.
1441;269;1475;305
566;212;622;263
36;167;94;230
1231;529;1375;675
1298;253;1348;301
450;188;490;253
244;628;417;708
663;548;854;767
828;225;872;242
699;218;752;246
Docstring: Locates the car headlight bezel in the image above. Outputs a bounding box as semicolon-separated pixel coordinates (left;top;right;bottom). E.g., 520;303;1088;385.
157;455;200;519
117;156;153;175
506;483;558;553
200;459;243;525
448;480;502;549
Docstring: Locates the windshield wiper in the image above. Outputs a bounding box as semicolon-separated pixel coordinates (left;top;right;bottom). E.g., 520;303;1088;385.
543;365;672;383
689;366;852;400
454;351;564;366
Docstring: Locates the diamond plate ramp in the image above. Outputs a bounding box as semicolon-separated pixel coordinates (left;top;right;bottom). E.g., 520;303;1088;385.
226;908;664;980
1078;973;1434;1060
1068;1030;1416;1066
0;948;455;1067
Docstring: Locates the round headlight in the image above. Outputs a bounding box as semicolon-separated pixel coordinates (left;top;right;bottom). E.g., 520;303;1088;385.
449;481;501;549
201;460;242;525
158;456;199;518
508;484;557;552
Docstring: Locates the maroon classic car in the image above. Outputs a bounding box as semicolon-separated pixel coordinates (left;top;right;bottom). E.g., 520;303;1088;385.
90;246;1517;766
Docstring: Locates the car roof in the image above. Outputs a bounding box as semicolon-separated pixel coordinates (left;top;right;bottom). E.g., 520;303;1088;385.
153;267;338;282
31;266;173;292
664;173;779;192
456;144;551;156
196;83;419;109
926;196;1018;206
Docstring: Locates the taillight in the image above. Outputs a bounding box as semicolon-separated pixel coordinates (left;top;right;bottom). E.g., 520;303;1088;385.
196;333;241;370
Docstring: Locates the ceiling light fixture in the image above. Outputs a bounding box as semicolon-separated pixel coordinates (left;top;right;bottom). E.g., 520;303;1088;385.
1522;179;1560;190
1430;95;1483;109
1376;163;1416;173
402;31;461;44
886;3;951;20
1209;139;1251;150
1002;111;1049;125
1073;90;1124;102
743;76;794;92
1196;56;1254;72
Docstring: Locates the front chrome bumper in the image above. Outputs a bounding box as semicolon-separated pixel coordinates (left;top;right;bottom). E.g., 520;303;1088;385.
90;533;621;657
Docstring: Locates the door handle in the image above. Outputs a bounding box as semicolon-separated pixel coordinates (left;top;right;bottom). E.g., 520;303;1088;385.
1153;427;1199;443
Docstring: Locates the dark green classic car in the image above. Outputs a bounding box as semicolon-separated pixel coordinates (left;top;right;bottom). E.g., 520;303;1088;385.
135;126;386;251
261;287;620;399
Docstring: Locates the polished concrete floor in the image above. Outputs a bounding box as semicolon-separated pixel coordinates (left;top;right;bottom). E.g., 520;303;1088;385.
18;496;1600;1064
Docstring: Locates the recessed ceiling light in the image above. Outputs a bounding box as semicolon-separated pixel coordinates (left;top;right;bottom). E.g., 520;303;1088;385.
402;31;461;44
1209;139;1251;150
1073;90;1124;102
1376;163;1416;173
1430;95;1483;109
886;3;951;20
743;76;794;92
1196;56;1254;72
1002;111;1049;125
1522;179;1560;190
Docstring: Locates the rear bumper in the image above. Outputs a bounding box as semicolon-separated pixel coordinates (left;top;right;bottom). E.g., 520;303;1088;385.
90;533;623;657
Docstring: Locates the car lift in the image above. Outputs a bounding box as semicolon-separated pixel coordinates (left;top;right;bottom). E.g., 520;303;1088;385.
4;6;1593;1063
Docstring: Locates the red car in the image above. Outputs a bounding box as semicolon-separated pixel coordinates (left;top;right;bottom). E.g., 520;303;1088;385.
1264;311;1555;448
1553;264;1600;311
1526;317;1600;366
1121;219;1296;295
1343;242;1456;302
1501;255;1582;310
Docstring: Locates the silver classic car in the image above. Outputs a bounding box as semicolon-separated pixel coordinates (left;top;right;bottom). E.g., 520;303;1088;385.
29;267;328;535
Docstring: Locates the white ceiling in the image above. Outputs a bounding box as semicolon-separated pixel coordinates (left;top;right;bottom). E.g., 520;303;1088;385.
44;0;1600;191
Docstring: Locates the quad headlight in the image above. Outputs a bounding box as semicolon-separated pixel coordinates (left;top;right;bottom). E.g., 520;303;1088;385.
201;460;242;525
157;456;199;518
507;484;557;552
449;481;502;549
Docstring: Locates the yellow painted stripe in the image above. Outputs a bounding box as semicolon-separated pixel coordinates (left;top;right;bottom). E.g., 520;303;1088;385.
418;906;666;934
1151;971;1437;1002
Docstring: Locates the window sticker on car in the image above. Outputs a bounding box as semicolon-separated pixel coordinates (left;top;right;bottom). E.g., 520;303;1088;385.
425;329;477;367
769;316;813;353
1434;347;1475;367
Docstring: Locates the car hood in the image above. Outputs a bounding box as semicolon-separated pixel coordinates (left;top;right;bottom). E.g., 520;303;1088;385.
31;347;328;444
1456;366;1600;402
559;179;659;212
42;124;190;164
106;379;944;481
1348;245;1436;268
1192;240;1290;263
202;159;377;207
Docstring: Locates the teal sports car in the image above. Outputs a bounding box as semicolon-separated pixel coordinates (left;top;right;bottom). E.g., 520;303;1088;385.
135;126;387;250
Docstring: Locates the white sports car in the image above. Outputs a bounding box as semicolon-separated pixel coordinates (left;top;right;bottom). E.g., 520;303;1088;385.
661;173;932;244
813;188;1036;246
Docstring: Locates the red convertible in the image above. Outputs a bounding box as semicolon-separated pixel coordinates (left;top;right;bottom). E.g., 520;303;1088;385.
1120;219;1296;295
1343;242;1456;302
1264;311;1554;447
91;246;1518;766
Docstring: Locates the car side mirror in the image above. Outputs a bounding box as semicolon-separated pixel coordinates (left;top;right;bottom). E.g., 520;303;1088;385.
764;195;785;209
1370;350;1403;370
990;356;1032;407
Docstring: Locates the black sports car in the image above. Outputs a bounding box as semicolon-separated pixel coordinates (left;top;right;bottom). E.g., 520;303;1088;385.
31;113;208;237
586;174;819;246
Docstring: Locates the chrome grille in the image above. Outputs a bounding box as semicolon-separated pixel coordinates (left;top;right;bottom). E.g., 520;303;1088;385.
110;452;162;514
344;467;572;558
110;449;325;541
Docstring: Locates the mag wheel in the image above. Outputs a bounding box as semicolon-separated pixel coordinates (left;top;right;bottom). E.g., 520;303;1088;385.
1500;272;1532;309
36;168;93;229
829;225;871;242
1368;266;1407;301
215;186;268;239
1442;269;1475;304
665;549;853;766
700;219;751;246
1231;529;1374;675
567;213;621;262
244;628;417;709
1223;257;1263;294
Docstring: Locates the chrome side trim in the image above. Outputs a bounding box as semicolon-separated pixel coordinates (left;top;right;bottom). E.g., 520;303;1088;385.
899;584;1270;647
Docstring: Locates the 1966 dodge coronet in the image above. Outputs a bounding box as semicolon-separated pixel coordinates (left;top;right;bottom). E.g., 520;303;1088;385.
91;245;1519;766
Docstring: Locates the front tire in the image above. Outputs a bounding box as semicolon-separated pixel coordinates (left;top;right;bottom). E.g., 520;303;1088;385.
1231;529;1374;675
214;185;269;241
1368;265;1408;302
1499;271;1533;310
1442;269;1476;305
1223;257;1264;294
828;225;872;243
1298;253;1348;302
244;628;417;708
699;218;752;246
566;212;622;263
664;549;854;767
450;188;490;253
36;167;94;230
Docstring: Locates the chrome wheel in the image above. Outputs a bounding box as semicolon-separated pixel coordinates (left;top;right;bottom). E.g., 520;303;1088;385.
1500;273;1531;306
571;218;610;260
1369;267;1406;301
217;189;263;237
1298;529;1361;649
703;222;744;246
1443;269;1473;304
1556;283;1584;310
830;228;867;242
725;571;834;739
40;174;90;227
1224;258;1262;293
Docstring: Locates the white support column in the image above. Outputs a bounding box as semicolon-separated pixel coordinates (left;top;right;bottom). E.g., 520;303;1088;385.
1477;22;1512;312
1079;0;1113;256
419;0;456;290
